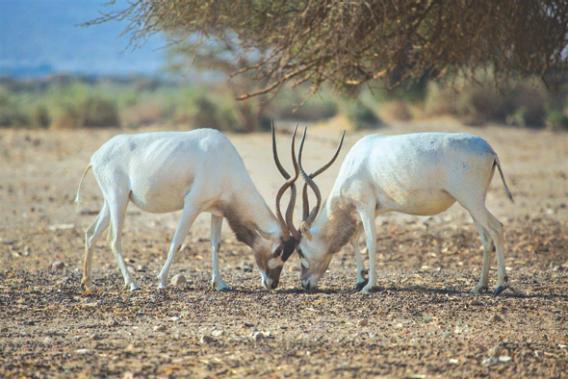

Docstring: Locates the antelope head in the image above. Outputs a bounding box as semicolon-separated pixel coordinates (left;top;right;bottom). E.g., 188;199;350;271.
295;128;345;290
256;125;302;289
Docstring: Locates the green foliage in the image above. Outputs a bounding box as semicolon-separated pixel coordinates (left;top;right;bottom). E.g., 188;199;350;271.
1;74;565;132
344;101;382;130
0;89;28;127
192;96;224;130
545;110;568;131
99;0;568;98
423;73;555;128
51;96;120;129
31;105;50;128
81;97;121;127
267;88;338;121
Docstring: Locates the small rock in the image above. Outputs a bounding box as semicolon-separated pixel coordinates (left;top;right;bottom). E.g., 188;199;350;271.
211;330;223;337
242;262;253;273
448;358;459;365
43;337;53;345
358;319;368;327
422;314;433;323
169;316;180;322
1;239;16;245
75;348;90;354
492;314;505;322
153;325;166;332
171;274;186;287
200;335;216;345
498;355;512;363
79;209;99;216
251;331;270;342
48;224;74;231
51;261;65;271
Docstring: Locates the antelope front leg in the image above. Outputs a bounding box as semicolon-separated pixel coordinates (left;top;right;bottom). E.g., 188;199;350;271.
358;205;377;294
471;222;493;294
352;231;368;291
210;214;230;291
157;194;200;289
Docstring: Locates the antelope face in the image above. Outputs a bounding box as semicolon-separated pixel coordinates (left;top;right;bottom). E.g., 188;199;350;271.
298;238;333;290
254;237;297;290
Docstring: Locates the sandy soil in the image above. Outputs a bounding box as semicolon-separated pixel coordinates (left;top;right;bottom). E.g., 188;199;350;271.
0;120;567;378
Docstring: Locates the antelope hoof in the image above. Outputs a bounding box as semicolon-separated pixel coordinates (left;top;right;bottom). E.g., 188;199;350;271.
212;280;231;292
127;282;140;292
360;283;375;294
493;284;508;296
81;281;94;295
355;279;368;291
470;285;488;295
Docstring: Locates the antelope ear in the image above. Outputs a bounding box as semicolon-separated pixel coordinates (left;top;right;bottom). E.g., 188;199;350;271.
300;257;310;268
256;227;273;240
300;222;313;240
268;256;283;269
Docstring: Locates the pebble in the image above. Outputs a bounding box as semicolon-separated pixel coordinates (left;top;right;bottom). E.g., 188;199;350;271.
251;331;270;342
211;330;223;337
153;325;166;332
358;319;368;327
200;335;216;345
48;224;74;231
51;261;65;271
171;274;186;287
75;348;90;354
498;355;512;363
241;262;253;272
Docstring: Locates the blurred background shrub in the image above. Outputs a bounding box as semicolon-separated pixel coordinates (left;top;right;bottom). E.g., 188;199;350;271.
0;71;566;132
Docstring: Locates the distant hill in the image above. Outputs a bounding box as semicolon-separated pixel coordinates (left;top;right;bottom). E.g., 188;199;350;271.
0;0;166;78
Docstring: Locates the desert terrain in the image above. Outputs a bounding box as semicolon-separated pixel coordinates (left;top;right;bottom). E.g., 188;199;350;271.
0;120;566;378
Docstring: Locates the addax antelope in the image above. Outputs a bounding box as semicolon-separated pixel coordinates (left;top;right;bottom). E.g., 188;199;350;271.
294;131;514;295
75;127;300;292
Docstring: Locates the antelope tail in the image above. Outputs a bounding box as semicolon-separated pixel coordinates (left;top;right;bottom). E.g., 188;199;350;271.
75;164;92;210
494;158;514;203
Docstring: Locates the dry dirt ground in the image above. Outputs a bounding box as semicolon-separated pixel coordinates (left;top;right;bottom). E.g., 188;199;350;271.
0;120;567;378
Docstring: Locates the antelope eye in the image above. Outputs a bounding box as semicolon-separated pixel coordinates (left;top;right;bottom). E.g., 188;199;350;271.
271;246;282;258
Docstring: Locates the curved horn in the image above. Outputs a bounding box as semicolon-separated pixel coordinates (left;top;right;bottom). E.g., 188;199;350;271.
298;129;346;227
273;124;301;240
300;130;345;219
297;128;321;227
272;121;290;179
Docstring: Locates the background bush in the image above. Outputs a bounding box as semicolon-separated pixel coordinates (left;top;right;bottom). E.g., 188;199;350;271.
344;101;383;130
0;73;565;131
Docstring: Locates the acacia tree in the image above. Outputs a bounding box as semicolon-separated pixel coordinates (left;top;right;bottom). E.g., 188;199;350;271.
96;0;568;99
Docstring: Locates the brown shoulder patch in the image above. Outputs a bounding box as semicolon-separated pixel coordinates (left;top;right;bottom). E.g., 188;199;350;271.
223;206;258;247
321;201;359;255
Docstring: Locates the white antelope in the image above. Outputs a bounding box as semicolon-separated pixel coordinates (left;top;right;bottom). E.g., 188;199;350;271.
295;131;514;295
75;127;301;292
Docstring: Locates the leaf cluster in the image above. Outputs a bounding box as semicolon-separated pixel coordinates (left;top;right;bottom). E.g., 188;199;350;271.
92;0;568;98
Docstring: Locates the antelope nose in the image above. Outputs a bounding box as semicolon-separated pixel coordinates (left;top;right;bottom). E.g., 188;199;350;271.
270;280;278;290
302;280;311;291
